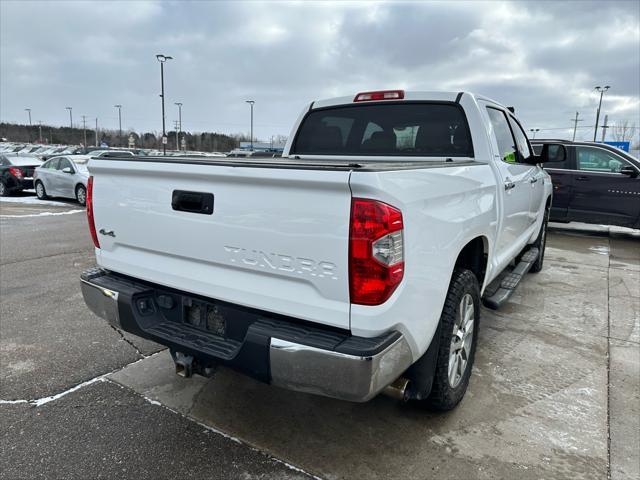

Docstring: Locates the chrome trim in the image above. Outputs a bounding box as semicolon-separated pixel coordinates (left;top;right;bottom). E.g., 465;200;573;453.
80;278;121;328
270;334;413;402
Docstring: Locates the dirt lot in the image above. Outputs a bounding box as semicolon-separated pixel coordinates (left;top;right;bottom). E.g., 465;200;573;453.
1;197;638;480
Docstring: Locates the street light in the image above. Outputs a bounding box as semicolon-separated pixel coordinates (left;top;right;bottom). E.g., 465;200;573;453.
174;102;182;151
593;85;610;141
114;104;122;147
156;54;173;156
25;108;32;142
66;106;73;144
529;128;540;139
245;100;255;150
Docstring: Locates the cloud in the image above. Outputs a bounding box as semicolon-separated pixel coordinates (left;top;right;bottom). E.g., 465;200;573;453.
1;0;638;144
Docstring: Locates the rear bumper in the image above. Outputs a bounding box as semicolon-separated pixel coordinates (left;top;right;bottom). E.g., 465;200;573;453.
80;268;412;402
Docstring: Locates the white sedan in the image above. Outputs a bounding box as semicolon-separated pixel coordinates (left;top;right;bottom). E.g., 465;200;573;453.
33;155;90;205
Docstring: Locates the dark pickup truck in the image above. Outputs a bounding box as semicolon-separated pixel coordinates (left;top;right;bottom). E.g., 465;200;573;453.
532;140;640;229
0;154;43;196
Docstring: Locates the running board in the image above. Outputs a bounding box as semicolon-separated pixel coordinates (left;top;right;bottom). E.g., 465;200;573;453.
482;248;539;310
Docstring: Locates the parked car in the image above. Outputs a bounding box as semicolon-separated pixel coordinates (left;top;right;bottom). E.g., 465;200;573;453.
532;140;640;229
81;90;564;411
33;155;90;205
90;150;135;158
0;153;42;196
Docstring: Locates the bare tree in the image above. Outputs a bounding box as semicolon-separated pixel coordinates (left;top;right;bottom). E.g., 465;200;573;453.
611;120;636;142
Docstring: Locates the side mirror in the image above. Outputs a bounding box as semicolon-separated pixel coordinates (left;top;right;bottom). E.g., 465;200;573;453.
62;167;74;174
620;165;639;178
531;143;567;164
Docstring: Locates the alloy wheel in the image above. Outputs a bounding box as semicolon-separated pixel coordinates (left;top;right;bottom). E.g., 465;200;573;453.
448;293;475;388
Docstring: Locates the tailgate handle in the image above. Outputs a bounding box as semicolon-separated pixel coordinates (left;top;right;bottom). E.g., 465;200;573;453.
172;190;214;215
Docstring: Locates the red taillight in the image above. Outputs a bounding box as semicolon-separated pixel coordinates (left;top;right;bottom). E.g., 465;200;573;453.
86;176;100;248
353;90;405;102
9;167;24;180
349;198;404;305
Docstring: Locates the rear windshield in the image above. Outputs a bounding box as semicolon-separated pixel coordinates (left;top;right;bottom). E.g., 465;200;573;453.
4;156;42;166
292;102;473;157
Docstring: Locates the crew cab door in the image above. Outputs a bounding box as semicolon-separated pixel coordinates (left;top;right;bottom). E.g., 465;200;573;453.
569;145;640;227
506;115;545;223
484;106;535;258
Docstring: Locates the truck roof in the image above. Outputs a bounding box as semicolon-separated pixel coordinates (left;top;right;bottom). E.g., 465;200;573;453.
312;91;508;110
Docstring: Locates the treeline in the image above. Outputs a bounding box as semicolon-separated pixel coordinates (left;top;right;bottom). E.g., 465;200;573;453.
0;122;247;152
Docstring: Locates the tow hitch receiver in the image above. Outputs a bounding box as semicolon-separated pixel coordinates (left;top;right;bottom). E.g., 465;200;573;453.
173;351;194;378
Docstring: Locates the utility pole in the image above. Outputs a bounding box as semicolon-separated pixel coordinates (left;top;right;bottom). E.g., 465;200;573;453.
570;112;583;141
82;115;87;148
38;121;43;143
95;118;99;146
174;102;182;150
114;105;122;147
245;100;255;150
601;115;609;142
593;85;610;141
156;54;173;156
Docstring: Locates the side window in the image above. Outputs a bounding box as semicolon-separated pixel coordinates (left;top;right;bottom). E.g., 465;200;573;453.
48;158;60;170
58;158;72;171
576;146;627;173
507;116;532;160
486;107;517;163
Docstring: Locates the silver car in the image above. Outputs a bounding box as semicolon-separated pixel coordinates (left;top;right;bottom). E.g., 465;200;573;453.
34;155;90;205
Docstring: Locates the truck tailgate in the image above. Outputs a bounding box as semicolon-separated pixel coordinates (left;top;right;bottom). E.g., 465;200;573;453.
89;159;352;329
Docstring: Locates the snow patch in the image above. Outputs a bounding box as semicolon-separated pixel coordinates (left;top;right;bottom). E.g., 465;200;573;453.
0;195;72;206
1;209;84;218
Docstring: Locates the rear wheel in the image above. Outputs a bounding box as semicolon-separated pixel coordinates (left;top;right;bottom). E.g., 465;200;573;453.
76;185;86;206
0;181;8;197
35;181;48;200
530;206;549;273
422;268;480;411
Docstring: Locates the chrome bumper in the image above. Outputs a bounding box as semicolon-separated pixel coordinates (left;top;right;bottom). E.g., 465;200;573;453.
81;273;412;403
270;336;412;402
80;278;121;328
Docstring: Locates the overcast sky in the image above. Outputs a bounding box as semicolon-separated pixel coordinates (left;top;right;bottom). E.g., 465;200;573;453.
1;0;639;143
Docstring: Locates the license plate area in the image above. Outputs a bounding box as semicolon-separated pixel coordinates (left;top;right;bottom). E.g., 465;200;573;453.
183;298;226;337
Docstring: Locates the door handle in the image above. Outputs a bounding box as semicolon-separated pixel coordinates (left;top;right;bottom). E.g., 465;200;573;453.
576;176;589;181
504;181;516;191
530;177;538;184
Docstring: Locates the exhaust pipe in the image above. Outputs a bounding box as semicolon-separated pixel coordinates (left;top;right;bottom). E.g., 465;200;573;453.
383;377;411;401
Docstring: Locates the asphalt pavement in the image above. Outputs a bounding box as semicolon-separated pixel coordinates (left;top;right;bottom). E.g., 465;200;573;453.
1;196;638;480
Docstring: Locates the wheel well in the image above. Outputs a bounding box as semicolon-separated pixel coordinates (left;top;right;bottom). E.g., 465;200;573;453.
454;236;488;286
75;183;86;193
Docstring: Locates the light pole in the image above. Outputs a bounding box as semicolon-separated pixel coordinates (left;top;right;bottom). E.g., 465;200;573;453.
245;100;255;150
114;104;122;147
593;85;610;141
81;115;87;148
25;108;32;142
174;102;182;151
66;106;73;144
38;121;43;143
570;112;583;141
156;54;173;155
529;128;540;139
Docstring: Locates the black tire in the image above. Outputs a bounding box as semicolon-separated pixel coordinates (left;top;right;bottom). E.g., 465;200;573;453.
423;268;480;411
529;205;550;273
75;185;87;206
35;181;48;200
0;181;8;197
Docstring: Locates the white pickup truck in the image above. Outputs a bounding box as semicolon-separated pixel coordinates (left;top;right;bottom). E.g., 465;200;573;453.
81;90;565;411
